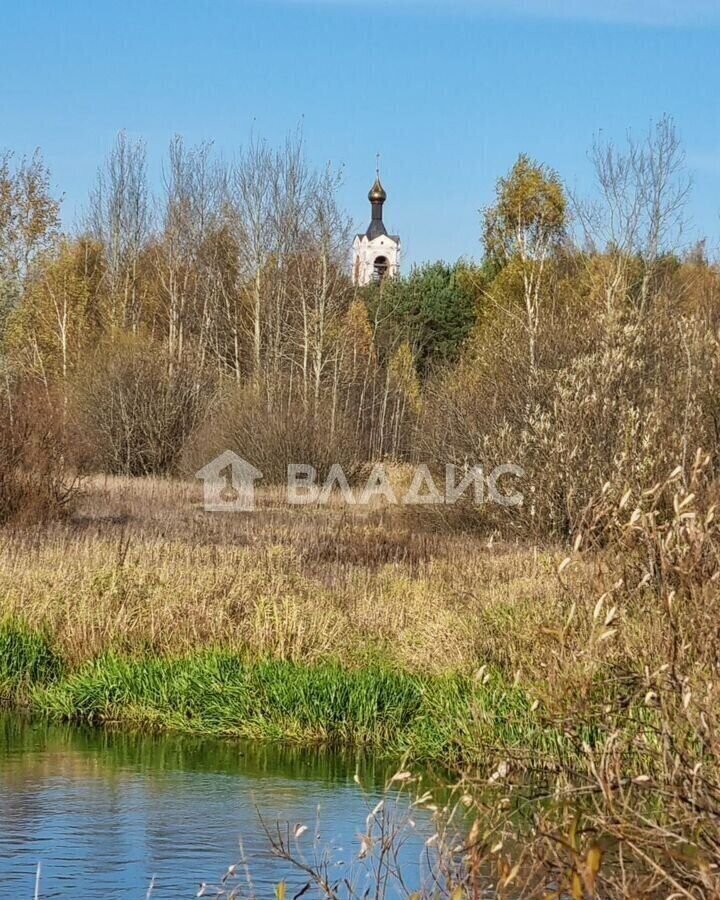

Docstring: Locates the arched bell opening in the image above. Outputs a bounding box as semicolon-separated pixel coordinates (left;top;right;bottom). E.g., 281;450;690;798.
373;255;389;282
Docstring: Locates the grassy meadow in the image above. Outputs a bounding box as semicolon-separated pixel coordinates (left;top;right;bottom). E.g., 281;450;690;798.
0;473;684;766
0;476;565;759
1;468;719;894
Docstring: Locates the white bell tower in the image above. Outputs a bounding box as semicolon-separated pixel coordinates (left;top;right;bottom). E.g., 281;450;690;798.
352;165;400;287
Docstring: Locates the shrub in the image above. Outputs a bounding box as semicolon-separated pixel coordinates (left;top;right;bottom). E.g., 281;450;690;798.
182;379;364;484
0;382;78;525
420;297;720;540
74;334;215;476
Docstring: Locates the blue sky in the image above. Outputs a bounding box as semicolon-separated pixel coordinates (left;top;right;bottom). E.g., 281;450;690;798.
2;0;719;267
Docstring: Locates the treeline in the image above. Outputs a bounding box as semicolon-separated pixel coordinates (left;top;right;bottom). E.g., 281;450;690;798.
2;118;720;535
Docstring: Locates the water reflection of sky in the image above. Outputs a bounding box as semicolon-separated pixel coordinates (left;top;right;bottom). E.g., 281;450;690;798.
0;716;434;898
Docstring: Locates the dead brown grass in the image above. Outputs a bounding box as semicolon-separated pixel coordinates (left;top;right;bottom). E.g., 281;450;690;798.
0;475;567;675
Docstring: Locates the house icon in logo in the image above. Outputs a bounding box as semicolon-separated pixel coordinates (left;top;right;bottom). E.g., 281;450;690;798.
195;451;263;512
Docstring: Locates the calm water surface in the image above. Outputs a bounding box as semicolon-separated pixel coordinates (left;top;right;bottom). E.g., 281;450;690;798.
0;715;431;898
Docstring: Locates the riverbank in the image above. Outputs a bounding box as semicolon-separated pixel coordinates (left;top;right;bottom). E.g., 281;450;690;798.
2;619;590;765
2;474;720;894
0;476;661;770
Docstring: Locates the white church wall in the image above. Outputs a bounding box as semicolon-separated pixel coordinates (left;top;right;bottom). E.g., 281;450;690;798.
352;234;401;287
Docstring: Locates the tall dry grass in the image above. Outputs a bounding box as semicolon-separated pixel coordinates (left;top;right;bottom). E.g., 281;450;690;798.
2;465;720;893
409;449;720;897
0;475;564;674
260;452;720;897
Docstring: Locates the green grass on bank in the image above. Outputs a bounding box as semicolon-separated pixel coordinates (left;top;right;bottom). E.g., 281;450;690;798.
0;620;581;765
0;619;64;700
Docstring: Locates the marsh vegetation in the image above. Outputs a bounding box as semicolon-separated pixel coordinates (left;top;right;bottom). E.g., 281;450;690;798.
1;468;719;895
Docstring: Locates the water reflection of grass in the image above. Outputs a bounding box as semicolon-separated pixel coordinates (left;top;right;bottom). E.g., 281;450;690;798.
0;712;396;791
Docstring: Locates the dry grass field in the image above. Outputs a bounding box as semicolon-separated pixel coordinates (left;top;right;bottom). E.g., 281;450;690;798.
0;475;567;675
2;468;720;895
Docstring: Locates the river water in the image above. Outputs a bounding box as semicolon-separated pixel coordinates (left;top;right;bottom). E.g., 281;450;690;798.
0;715;433;898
